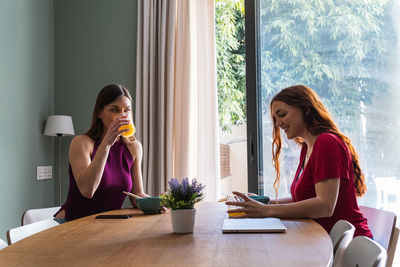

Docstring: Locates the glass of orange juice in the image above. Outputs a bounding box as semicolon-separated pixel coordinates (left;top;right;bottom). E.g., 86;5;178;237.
227;194;246;218
119;121;136;137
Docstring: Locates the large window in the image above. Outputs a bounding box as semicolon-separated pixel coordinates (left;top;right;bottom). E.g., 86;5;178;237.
246;0;400;215
216;0;248;199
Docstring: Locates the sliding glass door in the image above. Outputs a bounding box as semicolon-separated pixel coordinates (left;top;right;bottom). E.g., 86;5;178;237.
246;0;400;213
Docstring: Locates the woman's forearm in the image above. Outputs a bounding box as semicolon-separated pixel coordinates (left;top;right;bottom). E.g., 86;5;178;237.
269;196;293;204
75;142;111;198
267;197;334;219
267;179;339;218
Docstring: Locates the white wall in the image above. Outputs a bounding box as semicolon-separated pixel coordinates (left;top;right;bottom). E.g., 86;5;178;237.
219;124;248;198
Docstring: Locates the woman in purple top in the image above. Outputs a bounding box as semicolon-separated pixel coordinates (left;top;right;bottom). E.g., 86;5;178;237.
55;84;150;220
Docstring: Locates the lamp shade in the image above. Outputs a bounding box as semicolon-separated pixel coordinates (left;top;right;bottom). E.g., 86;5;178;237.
44;115;75;136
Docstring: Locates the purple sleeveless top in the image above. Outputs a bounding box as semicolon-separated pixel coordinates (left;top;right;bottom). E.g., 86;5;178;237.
60;138;134;220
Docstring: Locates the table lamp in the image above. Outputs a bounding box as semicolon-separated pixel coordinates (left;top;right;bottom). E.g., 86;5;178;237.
44;115;75;205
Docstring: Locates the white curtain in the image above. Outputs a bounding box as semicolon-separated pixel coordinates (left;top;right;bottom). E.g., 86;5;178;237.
136;0;220;201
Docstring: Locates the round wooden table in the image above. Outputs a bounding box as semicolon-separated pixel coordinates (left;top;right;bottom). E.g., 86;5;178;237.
0;202;333;266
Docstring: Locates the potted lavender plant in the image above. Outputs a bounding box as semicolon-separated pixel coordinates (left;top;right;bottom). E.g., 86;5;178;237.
160;177;205;233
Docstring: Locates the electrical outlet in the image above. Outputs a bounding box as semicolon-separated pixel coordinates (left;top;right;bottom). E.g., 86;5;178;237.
37;166;52;180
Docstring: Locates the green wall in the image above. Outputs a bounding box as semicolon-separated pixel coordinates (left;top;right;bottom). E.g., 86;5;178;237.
0;0;54;241
0;0;137;242
54;0;137;205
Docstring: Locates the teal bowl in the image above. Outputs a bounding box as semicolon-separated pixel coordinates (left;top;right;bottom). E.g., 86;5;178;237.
249;195;270;204
136;197;161;214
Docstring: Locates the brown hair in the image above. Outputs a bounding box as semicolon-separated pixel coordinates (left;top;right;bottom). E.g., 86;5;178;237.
85;84;135;144
270;84;366;197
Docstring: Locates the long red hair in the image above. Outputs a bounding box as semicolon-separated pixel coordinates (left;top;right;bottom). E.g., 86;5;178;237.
270;85;366;197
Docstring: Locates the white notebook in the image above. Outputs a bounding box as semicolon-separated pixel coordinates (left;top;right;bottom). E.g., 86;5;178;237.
222;218;287;233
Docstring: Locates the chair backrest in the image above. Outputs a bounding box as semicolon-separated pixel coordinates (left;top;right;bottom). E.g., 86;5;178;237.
21;206;60;225
0;238;8;250
330;220;355;267
360;206;398;267
387;226;399;267
360;206;396;250
7;219;59;245
340;236;387;267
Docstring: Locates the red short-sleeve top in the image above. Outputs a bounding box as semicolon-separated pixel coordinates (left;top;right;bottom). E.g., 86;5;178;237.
291;133;372;238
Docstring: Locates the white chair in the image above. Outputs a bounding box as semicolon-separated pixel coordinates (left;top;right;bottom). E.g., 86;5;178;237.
340;236;387;267
0;238;8;250
21;206;60;225
330;220;355;267
360;206;398;267
7;219;60;245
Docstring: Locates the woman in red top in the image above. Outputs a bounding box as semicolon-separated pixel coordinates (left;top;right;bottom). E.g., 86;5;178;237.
227;84;372;237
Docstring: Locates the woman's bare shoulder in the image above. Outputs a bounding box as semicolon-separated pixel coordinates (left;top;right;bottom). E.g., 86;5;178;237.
132;139;142;149
70;135;95;150
125;139;143;156
125;138;141;148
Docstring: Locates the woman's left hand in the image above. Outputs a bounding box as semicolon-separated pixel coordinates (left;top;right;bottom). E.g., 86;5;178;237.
160;206;168;213
225;191;270;218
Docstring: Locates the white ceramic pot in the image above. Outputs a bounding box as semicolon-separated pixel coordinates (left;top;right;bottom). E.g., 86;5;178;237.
170;209;196;233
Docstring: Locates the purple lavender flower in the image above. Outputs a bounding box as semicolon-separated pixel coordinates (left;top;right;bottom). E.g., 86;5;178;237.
168;178;180;193
181;177;189;195
191;179;205;194
161;177;205;209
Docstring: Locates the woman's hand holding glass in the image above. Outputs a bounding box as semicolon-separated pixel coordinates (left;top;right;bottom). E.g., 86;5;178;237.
225;191;269;218
103;114;131;146
119;120;135;137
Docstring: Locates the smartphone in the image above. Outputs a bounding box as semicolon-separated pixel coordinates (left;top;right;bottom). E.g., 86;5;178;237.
95;214;132;219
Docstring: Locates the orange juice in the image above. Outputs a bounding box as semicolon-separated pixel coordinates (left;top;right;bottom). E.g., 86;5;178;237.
119;122;136;137
228;212;246;218
226;194;245;218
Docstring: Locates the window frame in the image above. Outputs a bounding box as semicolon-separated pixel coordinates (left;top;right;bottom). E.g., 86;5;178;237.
245;0;262;194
